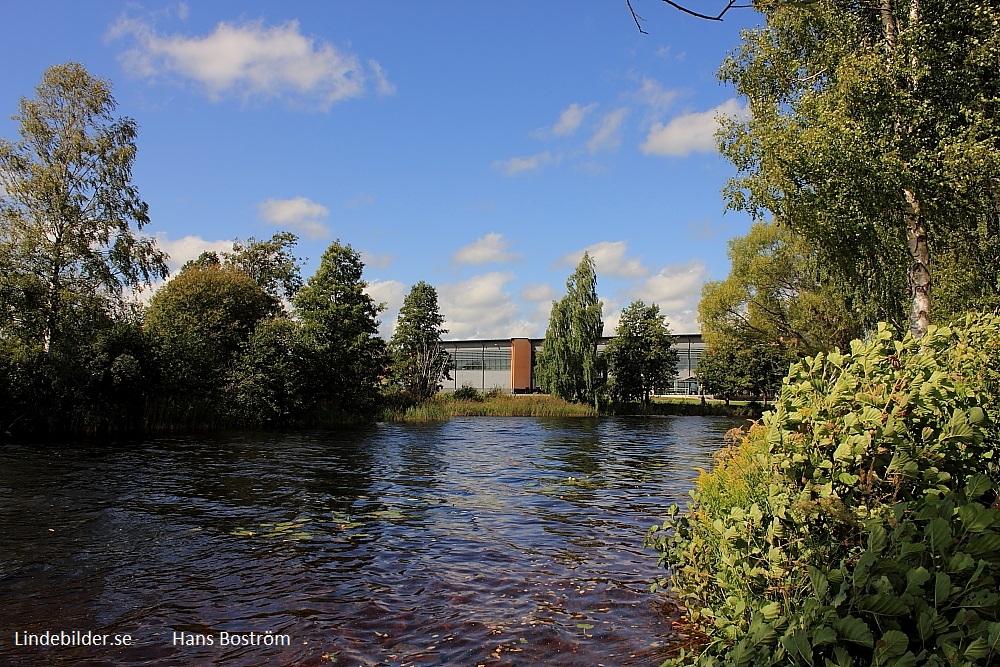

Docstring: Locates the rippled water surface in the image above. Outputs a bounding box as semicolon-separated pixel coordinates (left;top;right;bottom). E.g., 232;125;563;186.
0;416;741;666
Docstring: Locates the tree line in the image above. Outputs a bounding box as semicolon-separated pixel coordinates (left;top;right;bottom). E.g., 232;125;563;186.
0;63;684;437
0;64;457;436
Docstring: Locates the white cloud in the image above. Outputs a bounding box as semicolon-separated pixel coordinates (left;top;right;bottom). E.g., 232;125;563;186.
258;197;330;239
345;192;375;209
109;17;393;110
154;233;234;274
491;151;555;176
552;102;596;137
360;251;393;270
368;59;396;96
561;240;648;279
452;233;520;265
365;278;406;338
587;108;628;153
628;259;710;333
641;98;748;157
635;78;679;114
438;272;535;339
520;283;558;302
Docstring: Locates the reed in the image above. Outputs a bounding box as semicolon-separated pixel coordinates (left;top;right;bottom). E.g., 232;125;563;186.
446;393;596;417
381;392;595;421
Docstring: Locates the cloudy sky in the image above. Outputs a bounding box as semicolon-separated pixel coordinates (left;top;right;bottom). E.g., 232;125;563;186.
0;1;760;339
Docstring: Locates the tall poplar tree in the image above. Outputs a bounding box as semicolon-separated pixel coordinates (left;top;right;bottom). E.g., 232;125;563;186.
390;281;451;401
536;252;604;405
718;0;1000;336
0;63;167;352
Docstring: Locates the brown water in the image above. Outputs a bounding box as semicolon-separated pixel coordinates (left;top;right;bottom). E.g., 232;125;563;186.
0;416;740;667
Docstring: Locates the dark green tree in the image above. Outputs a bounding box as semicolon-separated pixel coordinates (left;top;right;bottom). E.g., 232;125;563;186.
145;262;276;420
696;344;749;406
390;281;451;401
535;252;604;405
223;231;303;304
292;241;387;419
226;317;315;426
0;63;167;353
697;340;790;405
606;300;678;406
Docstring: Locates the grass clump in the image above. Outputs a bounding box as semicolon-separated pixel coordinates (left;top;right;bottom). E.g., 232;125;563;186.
444;392;596;417
381;391;596;421
647;312;1000;667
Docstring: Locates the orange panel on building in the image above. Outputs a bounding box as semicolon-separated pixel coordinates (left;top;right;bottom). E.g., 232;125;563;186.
510;338;532;391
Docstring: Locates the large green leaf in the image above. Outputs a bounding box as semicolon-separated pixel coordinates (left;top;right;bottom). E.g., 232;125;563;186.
833;616;874;647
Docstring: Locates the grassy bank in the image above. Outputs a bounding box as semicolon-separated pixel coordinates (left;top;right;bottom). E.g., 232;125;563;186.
381;391;765;422
381;392;596;421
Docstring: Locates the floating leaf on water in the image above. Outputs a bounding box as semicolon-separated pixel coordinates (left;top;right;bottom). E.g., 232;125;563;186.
565;477;601;489
230;528;254;537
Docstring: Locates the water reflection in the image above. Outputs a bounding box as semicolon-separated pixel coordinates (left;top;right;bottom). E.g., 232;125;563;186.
0;416;743;666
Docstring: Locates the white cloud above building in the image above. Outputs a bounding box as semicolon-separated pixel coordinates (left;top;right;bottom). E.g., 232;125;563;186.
561;240;648;279
109;16;393;109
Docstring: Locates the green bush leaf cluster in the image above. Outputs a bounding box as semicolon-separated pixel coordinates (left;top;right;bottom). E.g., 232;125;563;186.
647;312;1000;667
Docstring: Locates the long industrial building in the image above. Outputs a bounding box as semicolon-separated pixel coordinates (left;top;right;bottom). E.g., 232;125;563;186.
439;334;704;395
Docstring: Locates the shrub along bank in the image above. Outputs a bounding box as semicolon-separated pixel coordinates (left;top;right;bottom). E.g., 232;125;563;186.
646;312;1000;667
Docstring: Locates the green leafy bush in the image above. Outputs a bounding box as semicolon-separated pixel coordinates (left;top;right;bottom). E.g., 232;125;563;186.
452;384;483;402
647;313;1000;667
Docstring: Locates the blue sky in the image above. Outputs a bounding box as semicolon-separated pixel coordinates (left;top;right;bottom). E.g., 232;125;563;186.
0;1;761;338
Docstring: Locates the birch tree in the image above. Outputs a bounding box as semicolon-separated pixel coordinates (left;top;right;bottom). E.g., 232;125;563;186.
718;0;1000;337
0;63;167;352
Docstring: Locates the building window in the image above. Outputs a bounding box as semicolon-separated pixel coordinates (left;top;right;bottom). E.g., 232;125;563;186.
452;348;511;371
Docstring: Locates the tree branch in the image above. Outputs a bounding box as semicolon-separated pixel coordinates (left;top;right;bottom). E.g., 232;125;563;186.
660;0;739;21
626;0;650;33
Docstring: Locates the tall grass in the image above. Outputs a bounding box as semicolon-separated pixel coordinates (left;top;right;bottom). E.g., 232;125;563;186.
446;393;596;417
381;392;595;421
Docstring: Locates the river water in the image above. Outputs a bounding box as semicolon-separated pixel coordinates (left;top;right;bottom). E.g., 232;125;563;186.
0;416;741;667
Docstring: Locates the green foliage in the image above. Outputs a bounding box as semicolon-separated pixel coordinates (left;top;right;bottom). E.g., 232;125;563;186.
145;262;276;419
606;300;678;406
699;222;861;355
719;0;1000;335
648;312;1000;667
292;240;387;419
452;384;482;402
390;281;451;401
697;341;790;405
225;317;316;427
223;231;303;303
536;252;605;405
0;62;167;353
381;392;596;421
